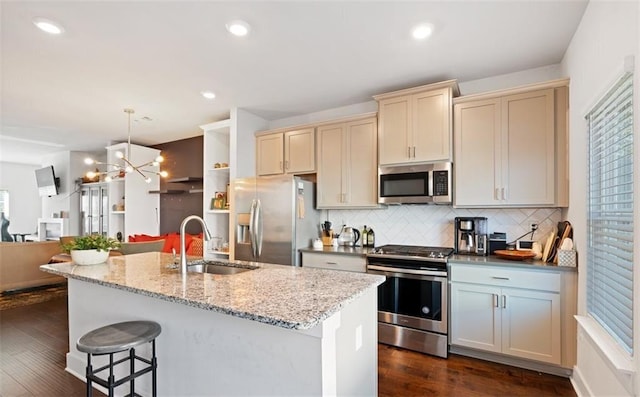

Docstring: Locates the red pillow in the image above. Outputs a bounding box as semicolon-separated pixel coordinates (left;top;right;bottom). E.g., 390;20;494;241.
135;234;167;242
162;233;194;254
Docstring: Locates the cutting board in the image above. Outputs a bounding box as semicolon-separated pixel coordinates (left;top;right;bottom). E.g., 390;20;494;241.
494;250;536;261
541;231;556;263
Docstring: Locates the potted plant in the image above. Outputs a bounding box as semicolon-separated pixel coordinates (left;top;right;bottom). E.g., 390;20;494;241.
61;234;120;265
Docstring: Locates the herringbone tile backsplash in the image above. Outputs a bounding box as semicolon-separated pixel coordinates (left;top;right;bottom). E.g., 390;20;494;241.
326;206;563;248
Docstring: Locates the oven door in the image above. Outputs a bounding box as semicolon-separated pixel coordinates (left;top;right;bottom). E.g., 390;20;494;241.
367;265;448;335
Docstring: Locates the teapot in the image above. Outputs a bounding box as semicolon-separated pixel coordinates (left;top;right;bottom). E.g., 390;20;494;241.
338;226;361;247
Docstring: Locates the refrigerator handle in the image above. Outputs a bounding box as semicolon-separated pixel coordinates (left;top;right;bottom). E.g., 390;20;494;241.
249;199;258;258
255;199;263;258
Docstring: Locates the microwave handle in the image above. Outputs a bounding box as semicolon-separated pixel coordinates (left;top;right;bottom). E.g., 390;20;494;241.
428;169;434;197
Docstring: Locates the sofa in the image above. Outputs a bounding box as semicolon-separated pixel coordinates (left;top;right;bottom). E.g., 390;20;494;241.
0;241;66;292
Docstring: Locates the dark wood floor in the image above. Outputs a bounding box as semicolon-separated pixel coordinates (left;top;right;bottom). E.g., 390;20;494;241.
0;296;575;397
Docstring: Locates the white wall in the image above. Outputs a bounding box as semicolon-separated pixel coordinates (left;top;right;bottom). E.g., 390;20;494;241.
560;1;639;396
41;151;94;236
0;162;40;234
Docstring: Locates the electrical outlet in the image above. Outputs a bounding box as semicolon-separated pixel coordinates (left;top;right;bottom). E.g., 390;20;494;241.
530;223;539;232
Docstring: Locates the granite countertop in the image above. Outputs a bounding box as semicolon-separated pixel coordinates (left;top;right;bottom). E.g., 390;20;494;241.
299;245;376;256
40;253;384;330
449;254;578;272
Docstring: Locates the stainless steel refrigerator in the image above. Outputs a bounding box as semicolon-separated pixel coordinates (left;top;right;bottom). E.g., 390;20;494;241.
234;175;321;266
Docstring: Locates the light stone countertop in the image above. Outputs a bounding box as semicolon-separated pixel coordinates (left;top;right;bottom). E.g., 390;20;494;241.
40;252;385;330
299;245;376;256
449;254;578;272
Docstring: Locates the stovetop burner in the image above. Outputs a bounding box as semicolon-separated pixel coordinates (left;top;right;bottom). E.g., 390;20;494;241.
369;244;454;259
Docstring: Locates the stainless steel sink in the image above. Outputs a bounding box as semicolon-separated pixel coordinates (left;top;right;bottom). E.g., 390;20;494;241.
187;261;257;275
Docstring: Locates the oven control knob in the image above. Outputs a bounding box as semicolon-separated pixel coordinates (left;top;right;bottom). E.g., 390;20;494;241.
422;306;430;315
428;252;436;258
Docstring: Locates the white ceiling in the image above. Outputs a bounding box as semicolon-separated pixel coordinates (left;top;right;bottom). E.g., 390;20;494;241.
0;1;588;165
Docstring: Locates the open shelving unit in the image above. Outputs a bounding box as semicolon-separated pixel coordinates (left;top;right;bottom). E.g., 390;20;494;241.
201;119;231;259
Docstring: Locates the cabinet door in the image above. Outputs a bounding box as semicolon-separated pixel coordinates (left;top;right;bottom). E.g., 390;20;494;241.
413;88;451;162
501;287;561;364
450;283;502;353
345;118;378;207
378;95;411;165
502;89;555;205
317;123;345;207
453;98;501;206
284;128;315;174
256;133;284;176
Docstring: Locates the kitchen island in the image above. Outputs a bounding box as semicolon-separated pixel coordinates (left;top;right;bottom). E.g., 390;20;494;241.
41;253;385;396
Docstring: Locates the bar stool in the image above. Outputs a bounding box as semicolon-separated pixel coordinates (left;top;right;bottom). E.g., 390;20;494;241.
76;321;161;397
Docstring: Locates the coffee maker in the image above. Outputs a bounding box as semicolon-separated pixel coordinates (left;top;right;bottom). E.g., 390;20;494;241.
454;217;488;256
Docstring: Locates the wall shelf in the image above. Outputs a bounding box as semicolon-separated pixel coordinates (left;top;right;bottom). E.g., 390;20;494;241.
208;250;230;256
167;176;204;183
207;167;230;173
207;209;229;214
148;189;185;194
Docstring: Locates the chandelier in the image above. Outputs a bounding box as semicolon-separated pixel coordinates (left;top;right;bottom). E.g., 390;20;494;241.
84;108;168;183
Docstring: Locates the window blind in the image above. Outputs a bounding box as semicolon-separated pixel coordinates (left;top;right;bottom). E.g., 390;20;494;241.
587;72;634;354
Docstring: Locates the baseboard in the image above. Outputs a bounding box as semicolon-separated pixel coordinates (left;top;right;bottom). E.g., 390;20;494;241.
570;365;591;397
449;345;573;378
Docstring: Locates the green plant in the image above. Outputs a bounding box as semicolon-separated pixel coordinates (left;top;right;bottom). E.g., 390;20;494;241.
62;234;120;253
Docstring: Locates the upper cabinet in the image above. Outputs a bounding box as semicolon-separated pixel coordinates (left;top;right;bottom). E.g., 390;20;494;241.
256;127;315;176
453;79;569;207
374;80;459;165
316;115;378;208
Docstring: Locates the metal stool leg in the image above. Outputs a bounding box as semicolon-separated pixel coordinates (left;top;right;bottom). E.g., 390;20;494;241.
152;339;158;397
86;353;93;397
129;347;135;396
108;353;115;397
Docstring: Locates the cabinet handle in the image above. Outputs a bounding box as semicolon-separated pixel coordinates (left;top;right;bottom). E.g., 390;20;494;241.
501;187;506;200
285;160;289;170
502;295;507;309
493;294;499;307
412;146;416;158
279;161;283;171
325;261;338;265
407;146;411;158
491;276;510;280
494;188;500;200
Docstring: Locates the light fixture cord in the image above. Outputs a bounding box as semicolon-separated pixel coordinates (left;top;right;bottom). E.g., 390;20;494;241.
125;108;134;160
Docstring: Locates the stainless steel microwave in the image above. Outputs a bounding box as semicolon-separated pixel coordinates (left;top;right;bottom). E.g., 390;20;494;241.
378;162;452;204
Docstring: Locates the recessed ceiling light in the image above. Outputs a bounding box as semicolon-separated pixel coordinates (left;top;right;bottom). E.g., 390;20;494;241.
201;91;216;100
226;20;250;37
412;23;434;40
33;17;64;35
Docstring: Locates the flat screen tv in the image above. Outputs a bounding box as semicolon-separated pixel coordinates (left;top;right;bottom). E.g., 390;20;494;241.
35;166;60;197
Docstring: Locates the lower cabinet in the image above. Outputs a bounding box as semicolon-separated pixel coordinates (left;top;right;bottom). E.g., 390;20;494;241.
301;252;366;273
449;264;563;366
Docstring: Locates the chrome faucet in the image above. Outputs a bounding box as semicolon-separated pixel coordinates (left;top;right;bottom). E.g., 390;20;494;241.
180;215;213;275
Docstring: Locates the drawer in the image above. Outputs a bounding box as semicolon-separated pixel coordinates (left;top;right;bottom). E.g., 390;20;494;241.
301;252;366;273
449;264;560;292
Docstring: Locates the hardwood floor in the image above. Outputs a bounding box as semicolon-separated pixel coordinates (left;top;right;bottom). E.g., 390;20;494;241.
378;344;576;397
0;295;575;397
0;296;101;397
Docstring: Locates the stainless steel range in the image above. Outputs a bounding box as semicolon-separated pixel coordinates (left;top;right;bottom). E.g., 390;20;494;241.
366;244;453;358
